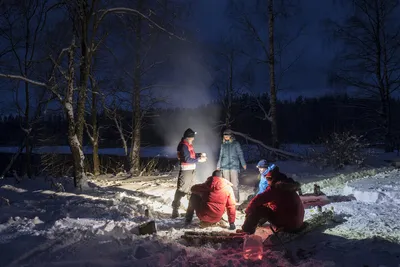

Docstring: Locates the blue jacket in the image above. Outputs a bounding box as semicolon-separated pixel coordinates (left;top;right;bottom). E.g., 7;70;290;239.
217;137;246;171
256;164;276;195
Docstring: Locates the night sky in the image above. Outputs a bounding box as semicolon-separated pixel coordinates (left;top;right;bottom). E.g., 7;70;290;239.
185;0;346;100
0;1;350;111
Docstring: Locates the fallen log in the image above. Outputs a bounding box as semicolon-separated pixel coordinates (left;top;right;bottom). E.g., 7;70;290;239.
230;130;303;159
182;231;246;245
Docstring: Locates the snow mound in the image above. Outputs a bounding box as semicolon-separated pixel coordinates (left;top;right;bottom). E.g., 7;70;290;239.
343;171;400;204
300;167;394;194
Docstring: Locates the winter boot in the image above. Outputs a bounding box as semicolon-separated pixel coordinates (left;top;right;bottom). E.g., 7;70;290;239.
184;218;192;226
185;210;194;225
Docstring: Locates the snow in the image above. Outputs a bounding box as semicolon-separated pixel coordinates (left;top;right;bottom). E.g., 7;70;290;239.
343;172;400;204
1;151;400;266
303;170;400;245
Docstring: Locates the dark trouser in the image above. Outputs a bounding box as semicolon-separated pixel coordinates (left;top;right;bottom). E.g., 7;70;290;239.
238;194;256;211
242;206;276;234
222;169;239;202
185;194;202;221
172;169;196;210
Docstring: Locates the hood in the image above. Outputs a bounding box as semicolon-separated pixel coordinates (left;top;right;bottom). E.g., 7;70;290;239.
272;177;301;192
222;135;236;143
206;176;233;190
263;165;278;177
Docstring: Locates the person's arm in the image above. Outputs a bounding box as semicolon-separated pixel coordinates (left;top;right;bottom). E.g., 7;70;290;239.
180;144;198;163
245;189;273;214
216;145;223;169
235;142;246;169
225;186;236;224
256;176;268;195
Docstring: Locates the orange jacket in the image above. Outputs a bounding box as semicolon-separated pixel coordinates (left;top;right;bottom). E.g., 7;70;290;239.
191;176;236;224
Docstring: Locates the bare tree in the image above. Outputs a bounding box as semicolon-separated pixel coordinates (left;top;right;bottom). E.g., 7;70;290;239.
0;0;54;178
212;37;245;128
0;1;185;187
267;0;278;148
228;0;304;148
65;0;184;177
327;0;400;152
103;0;186;175
130;0;144;175
86;75;101;175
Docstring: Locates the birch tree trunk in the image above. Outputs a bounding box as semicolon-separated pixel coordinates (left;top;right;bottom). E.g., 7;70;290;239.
76;1;91;146
91;83;100;175
65;36;87;189
268;0;279;148
129;0;143;175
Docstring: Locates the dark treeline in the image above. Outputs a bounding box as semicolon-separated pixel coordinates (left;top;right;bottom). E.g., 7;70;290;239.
2;93;399;148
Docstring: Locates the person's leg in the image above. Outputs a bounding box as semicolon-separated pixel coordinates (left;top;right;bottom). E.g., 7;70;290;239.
238;194;255;211
185;194;202;223
172;170;197;218
241;206;275;234
222;169;239;202
185;170;196;201
171;190;185;218
230;170;240;202
222;169;230;180
172;170;191;218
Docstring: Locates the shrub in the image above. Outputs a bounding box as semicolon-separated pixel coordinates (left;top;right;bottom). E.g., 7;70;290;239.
309;132;368;169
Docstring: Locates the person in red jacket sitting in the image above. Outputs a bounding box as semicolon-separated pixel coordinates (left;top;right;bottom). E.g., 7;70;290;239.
185;170;237;230
241;167;304;234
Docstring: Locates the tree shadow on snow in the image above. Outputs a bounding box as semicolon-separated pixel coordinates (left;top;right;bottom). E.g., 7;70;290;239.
269;216;400;267
170;214;400;267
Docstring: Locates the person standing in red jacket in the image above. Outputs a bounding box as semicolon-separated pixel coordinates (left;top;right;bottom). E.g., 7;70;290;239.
171;128;207;218
185;170;237;230
241;168;304;234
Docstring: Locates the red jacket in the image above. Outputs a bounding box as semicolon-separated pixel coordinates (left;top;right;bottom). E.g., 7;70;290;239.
246;177;304;231
191;176;236;224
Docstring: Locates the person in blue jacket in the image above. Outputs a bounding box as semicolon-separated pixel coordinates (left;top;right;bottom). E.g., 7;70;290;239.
255;159;277;195
238;160;280;212
217;128;247;202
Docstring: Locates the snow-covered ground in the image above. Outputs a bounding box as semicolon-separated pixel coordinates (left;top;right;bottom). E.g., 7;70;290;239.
1;155;400;266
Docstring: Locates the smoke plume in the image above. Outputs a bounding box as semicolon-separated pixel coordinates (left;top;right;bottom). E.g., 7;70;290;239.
155;47;221;182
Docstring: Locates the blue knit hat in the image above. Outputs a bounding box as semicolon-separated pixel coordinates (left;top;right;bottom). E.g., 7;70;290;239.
256;159;269;168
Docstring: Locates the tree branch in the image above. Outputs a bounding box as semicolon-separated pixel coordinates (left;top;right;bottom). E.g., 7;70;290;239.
0;73;46;87
230;130;303;159
97;7;186;41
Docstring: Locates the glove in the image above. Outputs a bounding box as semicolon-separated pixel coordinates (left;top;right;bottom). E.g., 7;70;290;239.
229;223;236;230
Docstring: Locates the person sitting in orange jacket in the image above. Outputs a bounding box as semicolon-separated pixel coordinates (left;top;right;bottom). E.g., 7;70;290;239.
185;170;237;230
